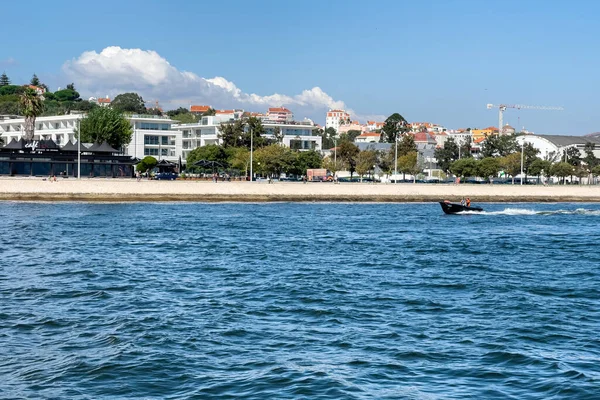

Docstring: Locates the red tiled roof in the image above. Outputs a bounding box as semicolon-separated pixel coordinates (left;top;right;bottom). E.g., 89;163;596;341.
216;109;235;114
268;107;291;113
98;98;111;103
190;105;211;113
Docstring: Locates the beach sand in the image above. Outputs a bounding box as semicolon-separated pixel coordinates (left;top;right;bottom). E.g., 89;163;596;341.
1;178;600;202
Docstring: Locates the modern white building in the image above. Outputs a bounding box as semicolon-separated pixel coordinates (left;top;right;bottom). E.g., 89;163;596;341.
174;115;321;161
325;109;351;132
0;114;180;162
1;112;322;165
516;134;600;162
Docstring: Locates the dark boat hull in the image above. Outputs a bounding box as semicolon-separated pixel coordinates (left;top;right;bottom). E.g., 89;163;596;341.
439;201;483;214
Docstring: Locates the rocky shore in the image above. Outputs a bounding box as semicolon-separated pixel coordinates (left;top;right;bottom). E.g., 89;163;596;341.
1;178;600;202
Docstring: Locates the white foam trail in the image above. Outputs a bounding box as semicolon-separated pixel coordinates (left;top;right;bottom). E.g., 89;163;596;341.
479;208;538;216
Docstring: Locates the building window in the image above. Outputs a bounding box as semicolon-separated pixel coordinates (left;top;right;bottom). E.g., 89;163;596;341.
38;124;43;130
144;136;159;145
161;136;169;145
144;148;159;156
161;148;168;156
55;123;60;129
140;122;171;130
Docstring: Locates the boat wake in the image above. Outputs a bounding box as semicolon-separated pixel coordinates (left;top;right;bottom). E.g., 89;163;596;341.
465;208;600;216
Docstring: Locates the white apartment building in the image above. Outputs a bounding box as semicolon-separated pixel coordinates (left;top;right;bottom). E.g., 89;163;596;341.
175;115;321;161
0;114;180;162
325;109;351;132
1;112;321;164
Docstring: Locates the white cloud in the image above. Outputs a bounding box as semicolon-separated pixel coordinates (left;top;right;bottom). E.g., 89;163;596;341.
0;57;17;66
62;46;382;122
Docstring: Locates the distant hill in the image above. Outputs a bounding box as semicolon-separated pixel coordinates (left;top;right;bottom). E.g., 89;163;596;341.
585;132;600;137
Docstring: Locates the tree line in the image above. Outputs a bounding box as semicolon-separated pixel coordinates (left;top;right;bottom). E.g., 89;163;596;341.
434;134;600;184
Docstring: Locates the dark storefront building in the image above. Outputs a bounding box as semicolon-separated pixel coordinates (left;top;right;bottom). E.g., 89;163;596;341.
0;138;136;178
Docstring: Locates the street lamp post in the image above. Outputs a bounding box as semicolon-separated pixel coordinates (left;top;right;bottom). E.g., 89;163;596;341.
77;118;81;180
394;132;398;184
520;139;524;185
249;127;253;181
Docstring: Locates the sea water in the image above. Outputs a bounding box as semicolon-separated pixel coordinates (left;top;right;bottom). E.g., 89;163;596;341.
1;202;599;399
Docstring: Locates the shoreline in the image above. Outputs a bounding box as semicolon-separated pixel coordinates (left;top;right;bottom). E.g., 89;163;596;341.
2;179;600;202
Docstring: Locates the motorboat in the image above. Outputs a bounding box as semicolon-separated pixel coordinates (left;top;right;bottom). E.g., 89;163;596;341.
439;200;483;214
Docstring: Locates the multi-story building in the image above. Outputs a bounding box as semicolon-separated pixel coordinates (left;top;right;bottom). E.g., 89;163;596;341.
0;114;180;162
1;109;322;165
325;109;351;132
267;107;293;123
175;116;321;161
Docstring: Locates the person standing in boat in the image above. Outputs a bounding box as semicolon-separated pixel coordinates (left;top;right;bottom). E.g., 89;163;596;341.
460;198;466;206
466;198;471;207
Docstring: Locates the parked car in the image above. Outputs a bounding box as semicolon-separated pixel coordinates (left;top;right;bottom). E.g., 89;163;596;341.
155;172;178;180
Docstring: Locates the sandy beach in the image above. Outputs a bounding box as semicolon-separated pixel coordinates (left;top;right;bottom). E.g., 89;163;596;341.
1;178;600;202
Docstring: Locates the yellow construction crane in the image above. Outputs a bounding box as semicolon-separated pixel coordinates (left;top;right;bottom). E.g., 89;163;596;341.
486;103;564;134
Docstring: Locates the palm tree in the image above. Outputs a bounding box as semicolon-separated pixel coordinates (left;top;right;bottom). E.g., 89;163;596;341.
19;88;45;141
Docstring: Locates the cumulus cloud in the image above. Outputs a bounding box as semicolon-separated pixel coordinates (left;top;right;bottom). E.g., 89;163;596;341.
62;46;382;122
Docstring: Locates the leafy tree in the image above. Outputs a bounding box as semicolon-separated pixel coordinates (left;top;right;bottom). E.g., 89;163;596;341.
500;152;522;184
583;142;598;168
434;137;459;173
323;156;344;178
377;149;393;177
340;129;362;143
19;89;45;141
338;141;360;178
529;158;552;184
203;107;216;116
356;150;378;181
523;142;540;179
53;89;81;102
170;113;196;124
477;157;501;182
186;144;229;171
254;144;294;177
551;162;573;184
292;150;322;176
458;136;473;158
71;100;98;112
78;107;132;149
397;151;420;182
219;117;266;149
564;147;581;166
66;83;76;91
0;72;10;86
0;100;19;115
30;74;41;87
481;134;518;158
166;107;189;117
0;85;25;96
380;113;408;143
450;158;478;180
228;147;250;177
272;126;284;144
591;165;600;183
317;127;337;149
136;156;158;173
111;92;146;114
398;133;417;156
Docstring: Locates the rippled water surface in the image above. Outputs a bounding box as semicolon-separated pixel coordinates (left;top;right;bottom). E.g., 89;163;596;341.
1;202;599;399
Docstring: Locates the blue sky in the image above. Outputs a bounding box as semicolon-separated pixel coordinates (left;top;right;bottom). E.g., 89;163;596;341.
1;0;598;134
